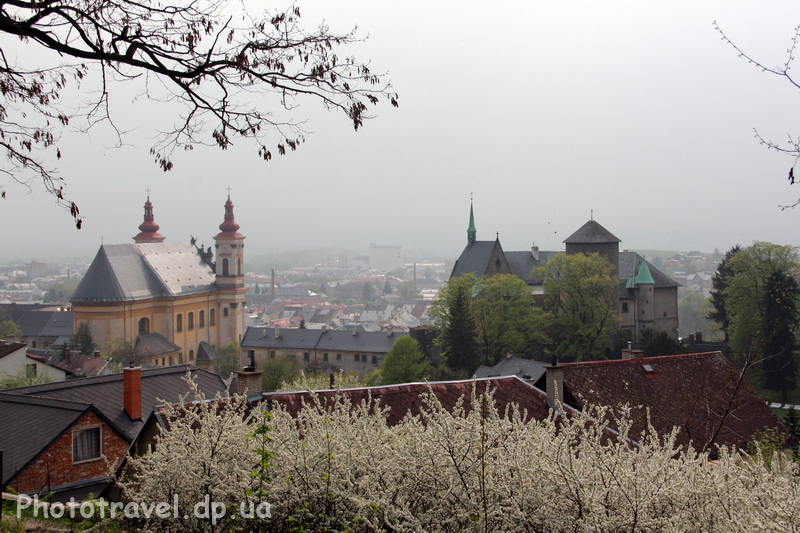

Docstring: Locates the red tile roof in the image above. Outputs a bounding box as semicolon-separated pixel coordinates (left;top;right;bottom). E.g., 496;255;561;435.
262;376;552;426
548;352;789;456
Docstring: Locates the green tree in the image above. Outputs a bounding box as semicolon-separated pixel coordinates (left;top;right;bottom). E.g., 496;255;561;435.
471;274;549;365
396;281;420;301
261;356;302;393
104;337;134;364
70;322;97;355
362;282;375;302
707;245;741;343
0;320;22;340
430;274;480;375
379;337;429;385
535;253;618;362
0;366;55;389
216;340;242;381
761;270;798;403
724;242;800;363
678;291;714;339
383;279;393;295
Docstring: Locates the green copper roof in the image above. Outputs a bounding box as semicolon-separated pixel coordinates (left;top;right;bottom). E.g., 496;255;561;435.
634;261;654;285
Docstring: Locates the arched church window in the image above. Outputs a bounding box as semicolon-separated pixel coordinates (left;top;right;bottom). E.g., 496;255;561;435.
199;310;205;328
237;258;242;275
176;313;183;332
222;258;229;276
188;312;194;330
138;317;150;334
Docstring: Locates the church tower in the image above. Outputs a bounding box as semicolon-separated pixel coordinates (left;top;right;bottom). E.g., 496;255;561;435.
214;193;247;346
467;199;476;247
132;193;166;243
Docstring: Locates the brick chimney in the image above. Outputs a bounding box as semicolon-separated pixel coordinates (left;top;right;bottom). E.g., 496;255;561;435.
123;366;142;421
235;367;263;396
621;348;645;360
544;361;564;413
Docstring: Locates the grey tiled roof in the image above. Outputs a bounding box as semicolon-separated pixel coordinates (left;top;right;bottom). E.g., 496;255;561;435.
563;220;621;244
196;341;219;362
242;328;323;350
242;327;407;354
14;310;73;338
5;365;227;441
504;251;559;285
71;243;216;303
451;241;502;278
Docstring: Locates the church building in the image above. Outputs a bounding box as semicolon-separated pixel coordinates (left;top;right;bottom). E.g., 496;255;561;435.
70;194;247;365
451;202;680;340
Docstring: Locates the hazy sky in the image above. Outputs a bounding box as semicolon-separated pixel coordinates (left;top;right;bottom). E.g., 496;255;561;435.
4;1;800;263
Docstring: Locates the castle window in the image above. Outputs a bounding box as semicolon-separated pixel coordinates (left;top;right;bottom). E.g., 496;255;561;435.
199;311;205;328
222;258;229;276
621;302;629;313
210;309;216;326
176;314;183;332
372;356;378;365
353;354;359;362
304;352;310;361
188;312;194;330
336;353;342;361
139;317;150;334
323;353;329;362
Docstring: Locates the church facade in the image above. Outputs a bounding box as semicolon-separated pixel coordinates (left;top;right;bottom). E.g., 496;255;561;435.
70;195;247;365
451;203;680;340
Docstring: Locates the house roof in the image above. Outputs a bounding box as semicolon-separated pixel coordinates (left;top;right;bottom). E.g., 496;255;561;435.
5;365;227;441
0;342;26;358
196;341;219;362
53;353;109;377
450;240;504;278
0;392;120;486
563;220;621;244
262;376;553;426
315;329;407;353
71;243;216;303
504;250;560;284
241;327;323;350
133;333;181;358
473;357;547;382
13;310;73;338
535;352;787;455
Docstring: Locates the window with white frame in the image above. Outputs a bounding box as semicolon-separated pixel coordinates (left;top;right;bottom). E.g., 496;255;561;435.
72;426;102;463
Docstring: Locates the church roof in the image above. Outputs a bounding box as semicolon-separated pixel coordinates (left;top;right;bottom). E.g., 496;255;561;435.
504;250;559;285
72;243;216;303
134;333;181;358
563;220;621;244
451;240;504;278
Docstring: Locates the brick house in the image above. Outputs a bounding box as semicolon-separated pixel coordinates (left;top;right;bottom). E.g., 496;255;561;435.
0;364;227;500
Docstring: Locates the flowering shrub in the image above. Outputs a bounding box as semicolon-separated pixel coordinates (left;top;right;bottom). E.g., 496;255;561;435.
120;378;800;532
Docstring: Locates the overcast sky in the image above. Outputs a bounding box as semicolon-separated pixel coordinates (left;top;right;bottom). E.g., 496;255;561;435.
4;1;800;264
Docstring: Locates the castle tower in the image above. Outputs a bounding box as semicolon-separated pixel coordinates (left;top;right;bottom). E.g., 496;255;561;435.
132;193;166;243
214;193;247;346
563;219;620;281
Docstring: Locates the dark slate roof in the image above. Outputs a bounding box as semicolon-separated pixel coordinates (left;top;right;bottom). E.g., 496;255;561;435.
5;365;227;441
0;392;93;485
535;352;788;456
196;341;219;362
473;357;547;382
504;250;559;284
450;240;502;278
262;376;553;426
14;310;73;338
133;333;180;358
71;243;216;303
619;252;679;289
563;220;621;244
241;327;323;350
0;342;26;358
316;330;408;354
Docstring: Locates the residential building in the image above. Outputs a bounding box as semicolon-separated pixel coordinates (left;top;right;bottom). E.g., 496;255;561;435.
0;342;67;383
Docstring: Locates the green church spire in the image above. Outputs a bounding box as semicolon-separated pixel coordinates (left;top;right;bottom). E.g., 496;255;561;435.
467;197;476;246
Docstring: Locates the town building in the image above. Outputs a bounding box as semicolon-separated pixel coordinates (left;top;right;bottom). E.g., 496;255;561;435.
70;194;247;364
451;202;679;339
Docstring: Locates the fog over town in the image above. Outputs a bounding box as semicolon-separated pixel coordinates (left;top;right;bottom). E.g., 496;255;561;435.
3;0;800;264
